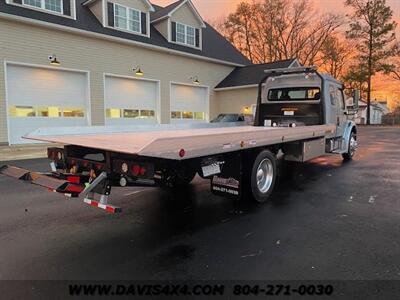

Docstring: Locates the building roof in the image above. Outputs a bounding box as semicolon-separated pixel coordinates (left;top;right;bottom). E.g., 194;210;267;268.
151;0;205;27
150;0;184;21
0;0;250;66
215;59;298;89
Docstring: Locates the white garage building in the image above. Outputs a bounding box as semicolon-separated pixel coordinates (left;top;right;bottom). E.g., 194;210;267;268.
0;0;255;145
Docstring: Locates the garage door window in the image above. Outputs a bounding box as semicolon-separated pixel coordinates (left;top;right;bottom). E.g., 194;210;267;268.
194;112;205;120
171;111;205;120
37;106;62;117
107;108;155;119
140;110;155;118
10;106;84;118
106;108;121;118
123;109;139;118
171;111;182;119
182;111;193;119
63;108;84;118
9;106;36;117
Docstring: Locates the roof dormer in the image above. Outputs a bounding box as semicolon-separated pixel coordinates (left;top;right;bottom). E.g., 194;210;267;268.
83;0;154;37
151;0;206;50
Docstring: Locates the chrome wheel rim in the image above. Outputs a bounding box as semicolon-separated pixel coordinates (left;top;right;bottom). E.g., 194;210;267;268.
256;158;274;193
350;136;358;157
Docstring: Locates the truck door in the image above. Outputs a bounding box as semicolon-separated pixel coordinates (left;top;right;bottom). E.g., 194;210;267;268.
335;88;347;137
328;84;346;137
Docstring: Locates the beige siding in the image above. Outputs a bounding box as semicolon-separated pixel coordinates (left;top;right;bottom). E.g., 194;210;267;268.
170;3;202;28
215;87;258;115
154;19;169;41
0;19;234;144
88;0;104;25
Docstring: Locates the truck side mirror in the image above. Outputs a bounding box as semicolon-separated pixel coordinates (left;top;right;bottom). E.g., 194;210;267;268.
352;90;360;109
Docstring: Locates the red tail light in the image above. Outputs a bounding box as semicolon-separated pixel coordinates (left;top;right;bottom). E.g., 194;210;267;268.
140;167;146;176
132;164;140;176
179;149;186;158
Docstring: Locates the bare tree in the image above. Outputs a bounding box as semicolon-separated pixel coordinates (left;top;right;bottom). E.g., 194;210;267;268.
219;0;343;64
345;0;397;125
318;35;355;78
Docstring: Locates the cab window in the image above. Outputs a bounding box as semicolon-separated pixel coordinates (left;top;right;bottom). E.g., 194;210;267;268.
329;85;336;106
337;89;345;110
268;87;321;101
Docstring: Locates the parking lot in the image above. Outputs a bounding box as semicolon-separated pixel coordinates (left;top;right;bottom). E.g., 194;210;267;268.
0;127;399;281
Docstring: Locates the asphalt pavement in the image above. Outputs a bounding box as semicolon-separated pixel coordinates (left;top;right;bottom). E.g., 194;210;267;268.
0;127;399;283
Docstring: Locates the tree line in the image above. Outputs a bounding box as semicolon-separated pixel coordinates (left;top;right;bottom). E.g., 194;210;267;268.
212;0;399;124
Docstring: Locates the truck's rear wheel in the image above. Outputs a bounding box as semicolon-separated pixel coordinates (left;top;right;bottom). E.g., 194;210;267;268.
342;132;357;161
250;150;277;203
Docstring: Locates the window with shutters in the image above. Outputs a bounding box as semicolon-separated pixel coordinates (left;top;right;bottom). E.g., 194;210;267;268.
23;0;63;14
114;4;142;34
174;22;199;48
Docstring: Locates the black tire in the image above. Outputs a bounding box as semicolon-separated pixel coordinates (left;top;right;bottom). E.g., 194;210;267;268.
342;132;357;161
250;149;277;203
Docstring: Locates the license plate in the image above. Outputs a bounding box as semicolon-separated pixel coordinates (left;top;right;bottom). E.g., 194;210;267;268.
202;164;221;177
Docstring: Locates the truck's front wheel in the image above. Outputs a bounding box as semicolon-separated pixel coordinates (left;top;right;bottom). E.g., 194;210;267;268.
250;150;277;203
342;132;357;161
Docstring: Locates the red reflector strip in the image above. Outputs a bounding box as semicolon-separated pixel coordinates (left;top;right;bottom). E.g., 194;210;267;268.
67;176;80;184
83;198;122;214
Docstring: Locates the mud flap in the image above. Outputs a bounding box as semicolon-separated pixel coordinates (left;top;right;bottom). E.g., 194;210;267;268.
210;152;243;200
0;165;84;197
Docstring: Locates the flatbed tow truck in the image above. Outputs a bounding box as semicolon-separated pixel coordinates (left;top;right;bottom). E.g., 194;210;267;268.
0;67;359;213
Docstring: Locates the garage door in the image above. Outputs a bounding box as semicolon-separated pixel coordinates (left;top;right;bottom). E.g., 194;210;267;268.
6;64;89;144
105;75;158;126
170;83;208;123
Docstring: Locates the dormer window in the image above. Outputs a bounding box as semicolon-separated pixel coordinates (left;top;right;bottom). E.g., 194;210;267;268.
151;0;205;50
23;0;62;13
114;4;141;34
172;22;199;48
9;0;73;17
176;22;195;47
105;1;150;37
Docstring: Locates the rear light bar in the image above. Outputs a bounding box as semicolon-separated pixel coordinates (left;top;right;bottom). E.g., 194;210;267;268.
113;159;154;179
66;158;106;172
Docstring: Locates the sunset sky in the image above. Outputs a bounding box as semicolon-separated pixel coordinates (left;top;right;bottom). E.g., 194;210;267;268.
152;0;400;108
152;0;400;21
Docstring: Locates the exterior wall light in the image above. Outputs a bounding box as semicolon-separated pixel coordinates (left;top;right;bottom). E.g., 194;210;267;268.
48;55;60;66
190;76;200;84
242;106;251;114
133;66;144;76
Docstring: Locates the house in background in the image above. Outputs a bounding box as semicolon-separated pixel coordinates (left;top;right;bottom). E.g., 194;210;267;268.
0;0;257;144
355;100;388;125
